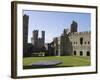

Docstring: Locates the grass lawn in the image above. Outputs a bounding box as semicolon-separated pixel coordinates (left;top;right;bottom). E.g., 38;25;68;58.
23;56;90;69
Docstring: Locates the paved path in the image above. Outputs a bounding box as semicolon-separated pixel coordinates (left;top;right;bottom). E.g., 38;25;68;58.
32;60;62;66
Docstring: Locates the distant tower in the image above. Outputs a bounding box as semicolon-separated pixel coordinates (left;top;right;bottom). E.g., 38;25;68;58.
23;14;29;56
70;21;78;33
42;31;45;45
31;30;38;46
31;30;45;48
23;14;29;44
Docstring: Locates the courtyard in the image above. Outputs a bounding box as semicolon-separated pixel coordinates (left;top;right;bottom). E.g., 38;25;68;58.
23;56;90;69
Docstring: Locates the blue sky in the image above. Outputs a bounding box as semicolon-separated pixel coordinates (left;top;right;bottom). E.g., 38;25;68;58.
23;10;91;43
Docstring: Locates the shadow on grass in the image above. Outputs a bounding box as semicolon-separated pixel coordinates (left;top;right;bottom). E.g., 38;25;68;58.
23;65;74;69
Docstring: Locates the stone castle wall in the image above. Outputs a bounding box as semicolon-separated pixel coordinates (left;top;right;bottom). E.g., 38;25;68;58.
53;21;91;56
68;31;91;56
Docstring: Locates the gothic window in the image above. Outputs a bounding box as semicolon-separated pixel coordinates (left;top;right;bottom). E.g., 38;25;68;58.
80;51;83;56
85;42;86;44
80;37;83;45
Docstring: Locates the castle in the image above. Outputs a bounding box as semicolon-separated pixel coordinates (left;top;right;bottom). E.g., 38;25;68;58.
53;21;91;56
23;14;91;57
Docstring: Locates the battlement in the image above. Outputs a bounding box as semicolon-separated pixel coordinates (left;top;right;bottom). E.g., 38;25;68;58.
68;31;91;36
33;30;38;32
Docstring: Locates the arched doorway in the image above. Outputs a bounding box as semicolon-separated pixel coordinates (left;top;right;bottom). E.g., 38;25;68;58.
74;51;76;55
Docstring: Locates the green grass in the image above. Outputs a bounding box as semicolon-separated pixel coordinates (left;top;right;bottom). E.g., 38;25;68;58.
23;56;90;69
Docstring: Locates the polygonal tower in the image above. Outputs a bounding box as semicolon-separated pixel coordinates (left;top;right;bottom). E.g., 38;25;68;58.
70;21;78;33
31;30;39;46
23;14;29;56
23;14;29;44
42;31;45;45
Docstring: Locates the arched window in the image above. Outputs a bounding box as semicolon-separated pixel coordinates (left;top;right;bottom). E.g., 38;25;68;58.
80;51;83;56
88;41;90;44
87;51;90;56
74;51;76;55
80;37;83;45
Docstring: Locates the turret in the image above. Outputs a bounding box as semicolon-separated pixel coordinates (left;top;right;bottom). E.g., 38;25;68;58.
42;31;45;45
70;21;78;33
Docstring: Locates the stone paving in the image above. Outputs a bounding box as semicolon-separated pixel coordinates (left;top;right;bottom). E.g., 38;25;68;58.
32;60;62;66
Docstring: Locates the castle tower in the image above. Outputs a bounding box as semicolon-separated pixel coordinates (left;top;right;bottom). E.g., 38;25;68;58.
70;21;78;33
31;30;45;49
31;30;38;46
42;31;45;45
23;14;29;44
23;14;29;56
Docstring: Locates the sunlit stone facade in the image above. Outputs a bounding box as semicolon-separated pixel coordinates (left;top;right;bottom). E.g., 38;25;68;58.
53;21;91;56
